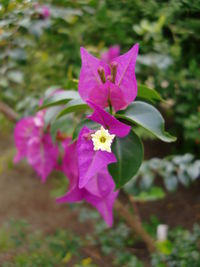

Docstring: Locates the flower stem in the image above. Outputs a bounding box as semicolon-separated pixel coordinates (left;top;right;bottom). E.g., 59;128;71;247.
109;102;113;115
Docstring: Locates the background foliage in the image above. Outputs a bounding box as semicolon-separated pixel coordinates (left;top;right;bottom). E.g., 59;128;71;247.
0;0;200;266
1;0;200;155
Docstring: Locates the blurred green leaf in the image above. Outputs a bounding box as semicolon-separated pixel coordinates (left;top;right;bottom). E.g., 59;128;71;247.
50;114;74;141
137;84;162;102
156;240;173;255
57;98;89;118
133;187;165;202
40;90;79;109
72;119;98;140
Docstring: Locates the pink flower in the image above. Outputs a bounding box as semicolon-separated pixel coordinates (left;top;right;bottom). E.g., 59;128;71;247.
14;90;68;181
41;6;50;19
27;133;59;182
34;4;50;19
74;102;130;189
14;111;58;182
57;137;118;227
14;117;38;163
14;111;44;163
78;44;139;112
101;45;120;64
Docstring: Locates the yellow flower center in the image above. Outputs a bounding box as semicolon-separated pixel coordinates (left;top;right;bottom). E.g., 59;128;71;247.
91;126;115;153
100;136;106;143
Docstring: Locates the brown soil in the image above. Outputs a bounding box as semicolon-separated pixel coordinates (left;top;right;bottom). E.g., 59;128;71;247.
139;179;200;229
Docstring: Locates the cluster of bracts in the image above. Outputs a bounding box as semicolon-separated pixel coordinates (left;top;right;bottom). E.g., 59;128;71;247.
14;44;139;226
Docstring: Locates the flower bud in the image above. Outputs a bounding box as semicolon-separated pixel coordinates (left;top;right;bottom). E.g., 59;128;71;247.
110;61;118;83
97;67;106;83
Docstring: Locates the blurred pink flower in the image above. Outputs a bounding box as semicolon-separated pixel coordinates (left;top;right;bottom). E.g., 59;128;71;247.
101;45;120;64
13;90;66;182
14;111;59;182
34;4;50;19
41;6;50;18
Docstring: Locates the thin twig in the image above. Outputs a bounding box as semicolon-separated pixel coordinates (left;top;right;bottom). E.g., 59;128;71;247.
115;199;156;253
128;194;142;224
0;101;18;122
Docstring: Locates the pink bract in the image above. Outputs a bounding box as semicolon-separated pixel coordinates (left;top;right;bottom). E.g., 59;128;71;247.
78;44;139;112
14;111;58;182
57;138;118;227
35;4;50;19
14;117;39;163
14;90;66;181
27;133;59;183
41;6;50;18
77;126;116;189
87;100;131;138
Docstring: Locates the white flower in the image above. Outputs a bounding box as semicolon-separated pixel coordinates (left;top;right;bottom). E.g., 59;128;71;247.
91;126;115;153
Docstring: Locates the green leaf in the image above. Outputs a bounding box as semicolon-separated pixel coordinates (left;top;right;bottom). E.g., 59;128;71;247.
137;84;162;102
133;187;165;202
44;106;63;128
108;131;143;189
7;71;24;84
57;99;89;118
116;101;176;142
40;90;79;109
50;114;74;142
44;86;62;97
156;240;173;255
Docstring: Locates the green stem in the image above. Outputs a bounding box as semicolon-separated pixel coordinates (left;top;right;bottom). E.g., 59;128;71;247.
109;102;113;115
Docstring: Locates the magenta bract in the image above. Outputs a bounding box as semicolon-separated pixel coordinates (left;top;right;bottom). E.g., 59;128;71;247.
87;101;131;137
78;44;139;112
27;133;59;183
14;90;67;181
57;138;118;227
14;111;58;182
14;117;39;163
77;126;116;189
41;6;50;18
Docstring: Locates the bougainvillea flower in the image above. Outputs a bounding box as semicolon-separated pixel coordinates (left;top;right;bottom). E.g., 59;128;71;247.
14;111;59;182
77;126;116;189
78;43;139;112
14;110;45;163
101;45;120;64
14;117;40;163
87;101;131;138
41;6;50;18
34;3;50;19
27;134;59;183
14;90;68;181
57;139;118;227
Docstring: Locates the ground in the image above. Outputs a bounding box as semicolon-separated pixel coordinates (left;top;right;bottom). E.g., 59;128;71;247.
0;131;200;266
